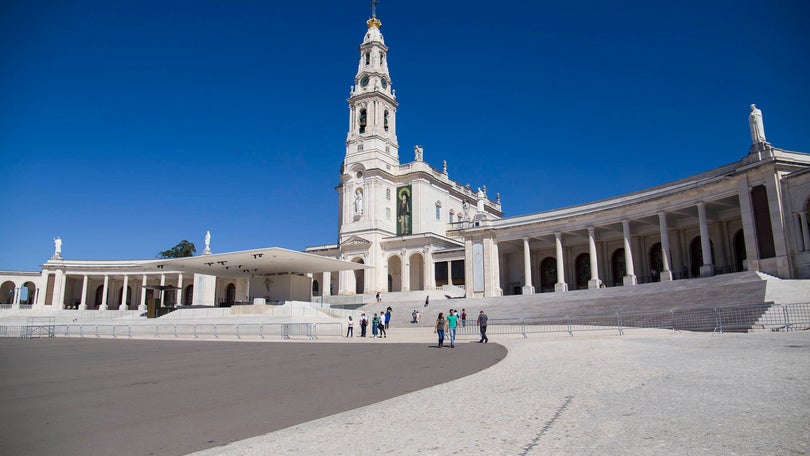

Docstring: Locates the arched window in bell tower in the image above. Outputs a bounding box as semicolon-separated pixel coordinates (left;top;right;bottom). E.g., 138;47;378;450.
383;110;389;132
380;51;385;64
359;109;367;134
365;53;370;65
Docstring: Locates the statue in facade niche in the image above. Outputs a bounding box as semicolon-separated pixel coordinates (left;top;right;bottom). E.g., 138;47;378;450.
354;188;364;214
749;104;766;144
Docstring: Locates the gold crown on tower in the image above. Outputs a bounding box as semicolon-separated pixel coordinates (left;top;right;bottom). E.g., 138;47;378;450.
367;17;381;28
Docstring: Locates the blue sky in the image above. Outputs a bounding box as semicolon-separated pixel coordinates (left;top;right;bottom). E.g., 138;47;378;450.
1;0;809;271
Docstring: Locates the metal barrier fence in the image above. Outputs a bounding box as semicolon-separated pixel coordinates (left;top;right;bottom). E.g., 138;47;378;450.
457;303;810;338
2;304;808;340
0;322;343;341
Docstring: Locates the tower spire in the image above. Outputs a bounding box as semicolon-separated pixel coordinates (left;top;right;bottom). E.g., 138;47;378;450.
367;0;381;29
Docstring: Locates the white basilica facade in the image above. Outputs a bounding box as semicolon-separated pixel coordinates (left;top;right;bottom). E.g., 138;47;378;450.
304;12;810;299
2;11;810;310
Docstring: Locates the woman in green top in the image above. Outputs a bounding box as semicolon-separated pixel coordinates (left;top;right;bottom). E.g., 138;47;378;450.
434;312;447;348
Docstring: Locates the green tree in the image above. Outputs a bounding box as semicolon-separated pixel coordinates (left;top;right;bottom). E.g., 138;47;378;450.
157;240;196;258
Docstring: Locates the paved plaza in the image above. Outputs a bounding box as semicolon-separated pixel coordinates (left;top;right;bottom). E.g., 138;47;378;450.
193;330;810;456
1;329;808;455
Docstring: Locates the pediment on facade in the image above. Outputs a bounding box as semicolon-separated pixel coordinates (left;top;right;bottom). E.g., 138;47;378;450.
340;236;372;250
380;233;463;251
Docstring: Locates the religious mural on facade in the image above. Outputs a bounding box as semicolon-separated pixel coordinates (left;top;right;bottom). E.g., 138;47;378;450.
397;185;412;236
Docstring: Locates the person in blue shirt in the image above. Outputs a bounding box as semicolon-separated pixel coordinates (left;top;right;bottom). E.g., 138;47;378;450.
446;309;459;348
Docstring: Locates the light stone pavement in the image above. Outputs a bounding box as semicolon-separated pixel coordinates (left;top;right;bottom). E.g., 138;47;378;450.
191;329;810;456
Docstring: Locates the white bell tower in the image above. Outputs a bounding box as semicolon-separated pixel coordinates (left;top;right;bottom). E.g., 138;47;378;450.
344;6;399;171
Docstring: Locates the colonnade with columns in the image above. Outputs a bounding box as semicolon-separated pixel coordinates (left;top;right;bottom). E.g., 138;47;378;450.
465;177;801;297
37;271;189;311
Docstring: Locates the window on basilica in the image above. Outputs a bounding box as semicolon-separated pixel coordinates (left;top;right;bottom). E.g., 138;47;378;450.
359;109;367;134
365;53;370;65
384;111;389;132
386;188;391;200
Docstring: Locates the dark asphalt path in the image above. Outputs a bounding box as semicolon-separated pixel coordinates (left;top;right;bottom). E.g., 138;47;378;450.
0;339;506;456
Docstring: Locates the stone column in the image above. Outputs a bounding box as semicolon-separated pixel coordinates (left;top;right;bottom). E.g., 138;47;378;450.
763;173;790;277
55;269;67;309
402;252;410;292
737;179;760;271
119;275;129;310
491;240;502;296
176;274;183;306
622;220;637;285
554;232;568;292
464;239;474;293
159;274;166;304
322;272;331;296
139;275;147;312
587;227;601;289
697;202;714;277
79;275;88;310
447;261;453;286
100;275;109;310
522;238;535;294
658;212;673;281
799;211;810;251
424;246;434;291
483;238;501;297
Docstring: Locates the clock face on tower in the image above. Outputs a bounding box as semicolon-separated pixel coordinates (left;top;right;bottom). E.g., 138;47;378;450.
360;76;369;87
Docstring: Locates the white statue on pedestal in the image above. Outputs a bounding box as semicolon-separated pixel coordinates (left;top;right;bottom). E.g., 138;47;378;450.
203;230;211;255
749;104;766;144
53;236;62;258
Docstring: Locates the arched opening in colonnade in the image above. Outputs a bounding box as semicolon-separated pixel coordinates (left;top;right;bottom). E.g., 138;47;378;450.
387;256;402;292
225;283;236;306
648;243;663;282
312;280;320;296
540;257;556;292
94;285;104;308
575;253;590;290
352;258;365;294
733;230;746;273
164;287;176;307
409;253;424;291
689;237;715;277
117;286;133;309
0;281;14;304
184;285;194;306
21;282;36;304
611;249;626;286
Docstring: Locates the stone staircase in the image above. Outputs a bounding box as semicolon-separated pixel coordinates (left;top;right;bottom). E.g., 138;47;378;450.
373;272;809;329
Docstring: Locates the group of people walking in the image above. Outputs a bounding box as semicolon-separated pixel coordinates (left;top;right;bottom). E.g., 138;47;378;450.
434;309;488;347
346;307;392;338
346;305;489;347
